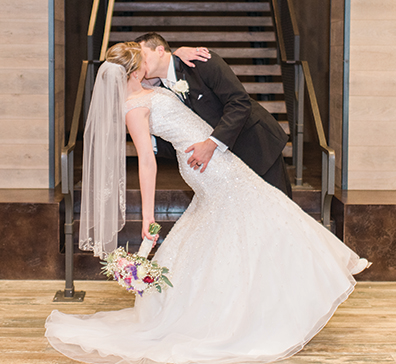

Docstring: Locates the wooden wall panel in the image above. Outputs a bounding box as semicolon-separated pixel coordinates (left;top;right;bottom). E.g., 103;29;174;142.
350;71;396;96
0;145;49;169
0;0;48;19
348;0;396;190
0;1;50;188
350;46;396;71
0;95;48;119
0;119;48;143
351;0;396;19
0;169;48;189
0;44;48;68
0;20;48;44
0;69;48;95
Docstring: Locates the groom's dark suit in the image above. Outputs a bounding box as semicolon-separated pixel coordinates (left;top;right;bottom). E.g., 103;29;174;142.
156;51;292;197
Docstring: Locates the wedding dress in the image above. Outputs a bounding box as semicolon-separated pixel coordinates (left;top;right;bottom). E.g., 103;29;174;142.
46;86;360;364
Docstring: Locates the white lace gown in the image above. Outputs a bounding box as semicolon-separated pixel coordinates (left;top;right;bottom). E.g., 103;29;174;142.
45;87;360;364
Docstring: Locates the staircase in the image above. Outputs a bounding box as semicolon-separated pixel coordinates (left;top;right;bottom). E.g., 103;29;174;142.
70;0;326;266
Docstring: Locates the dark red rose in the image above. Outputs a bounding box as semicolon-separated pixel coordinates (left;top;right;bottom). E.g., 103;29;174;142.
143;276;154;284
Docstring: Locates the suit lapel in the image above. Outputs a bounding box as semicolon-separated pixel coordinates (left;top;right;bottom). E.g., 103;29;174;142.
173;56;192;108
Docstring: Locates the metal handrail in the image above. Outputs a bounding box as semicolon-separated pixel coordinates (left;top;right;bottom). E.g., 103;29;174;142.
56;0;113;301
87;0;101;60
301;61;335;230
55;60;89;302
100;0;115;61
271;0;335;230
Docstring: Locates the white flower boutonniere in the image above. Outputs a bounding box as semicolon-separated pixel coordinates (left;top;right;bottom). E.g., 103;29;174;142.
172;79;189;99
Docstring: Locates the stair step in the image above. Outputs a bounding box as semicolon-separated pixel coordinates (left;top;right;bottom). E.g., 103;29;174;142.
242;82;284;94
113;2;271;13
279;121;290;135
110;31;276;43
258;100;286;113
112;16;273;27
282;141;292;158
202;47;277;59
74;189;194;214
230;64;280;76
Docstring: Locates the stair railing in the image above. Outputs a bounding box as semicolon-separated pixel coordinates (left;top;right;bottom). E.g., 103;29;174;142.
56;0;112;302
271;0;335;230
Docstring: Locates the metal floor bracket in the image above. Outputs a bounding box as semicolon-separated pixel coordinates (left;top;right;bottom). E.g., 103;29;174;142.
53;290;86;302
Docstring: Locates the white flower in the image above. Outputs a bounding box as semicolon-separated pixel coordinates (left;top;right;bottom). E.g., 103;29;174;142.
137;265;148;279
172;79;189;99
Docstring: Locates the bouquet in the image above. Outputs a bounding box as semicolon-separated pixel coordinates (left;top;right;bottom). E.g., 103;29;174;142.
101;223;172;296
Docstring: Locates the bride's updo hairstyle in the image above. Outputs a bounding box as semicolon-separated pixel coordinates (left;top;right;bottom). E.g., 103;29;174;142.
105;42;142;79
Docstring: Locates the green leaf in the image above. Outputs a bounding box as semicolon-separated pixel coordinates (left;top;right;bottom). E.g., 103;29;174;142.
149;222;162;235
162;275;173;287
161;268;169;274
155;284;162;293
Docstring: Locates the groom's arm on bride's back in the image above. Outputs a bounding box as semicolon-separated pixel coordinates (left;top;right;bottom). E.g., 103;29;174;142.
126;107;157;240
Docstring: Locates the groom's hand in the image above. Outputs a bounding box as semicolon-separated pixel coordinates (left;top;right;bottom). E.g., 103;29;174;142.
174;47;211;68
185;139;217;173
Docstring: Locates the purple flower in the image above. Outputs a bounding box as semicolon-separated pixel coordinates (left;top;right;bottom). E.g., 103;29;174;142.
114;271;120;281
125;264;138;280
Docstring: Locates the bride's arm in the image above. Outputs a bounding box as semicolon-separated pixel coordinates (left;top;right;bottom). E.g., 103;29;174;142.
126;107;157;241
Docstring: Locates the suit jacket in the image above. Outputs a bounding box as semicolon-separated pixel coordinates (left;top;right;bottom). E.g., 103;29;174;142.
156;51;288;176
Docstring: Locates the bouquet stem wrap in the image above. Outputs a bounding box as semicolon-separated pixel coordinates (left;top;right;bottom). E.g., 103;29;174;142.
137;223;161;258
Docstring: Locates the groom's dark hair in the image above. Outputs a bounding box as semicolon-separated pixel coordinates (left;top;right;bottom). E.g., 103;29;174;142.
134;33;172;53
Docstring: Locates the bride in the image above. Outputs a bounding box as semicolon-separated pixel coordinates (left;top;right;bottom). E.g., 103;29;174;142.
45;42;370;364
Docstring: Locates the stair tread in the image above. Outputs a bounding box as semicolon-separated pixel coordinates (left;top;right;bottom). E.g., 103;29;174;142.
110;31;276;43
199;47;277;59
242;82;284;94
230;64;281;76
114;2;270;12
258;100;287;113
112;16;273;27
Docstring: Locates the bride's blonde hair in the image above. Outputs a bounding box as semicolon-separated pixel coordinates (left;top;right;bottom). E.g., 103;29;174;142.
106;42;142;79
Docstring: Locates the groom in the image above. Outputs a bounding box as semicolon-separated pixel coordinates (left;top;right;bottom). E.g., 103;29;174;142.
135;32;292;198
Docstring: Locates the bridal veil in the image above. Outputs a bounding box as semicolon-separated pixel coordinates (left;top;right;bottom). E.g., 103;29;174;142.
79;62;127;259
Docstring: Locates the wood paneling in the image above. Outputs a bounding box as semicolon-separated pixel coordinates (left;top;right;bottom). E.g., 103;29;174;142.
349;96;396;121
350;71;396;96
0;20;48;44
349;146;396;171
0;95;48;119
350;46;396;71
350;121;396;146
0;69;48;94
0;119;48;143
0;169;49;188
0;144;49;169
347;2;396;189
0;44;48;68
0;1;64;188
351;20;396;46
348;170;396;190
351;0;396;20
0;0;48;19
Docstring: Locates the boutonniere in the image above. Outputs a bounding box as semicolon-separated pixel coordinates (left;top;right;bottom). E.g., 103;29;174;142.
171;79;189;99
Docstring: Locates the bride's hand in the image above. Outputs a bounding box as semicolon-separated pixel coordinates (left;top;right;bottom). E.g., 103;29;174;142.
142;219;159;246
173;47;211;68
